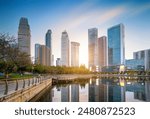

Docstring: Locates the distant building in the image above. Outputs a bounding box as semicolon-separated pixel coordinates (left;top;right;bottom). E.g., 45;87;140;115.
125;59;144;70
71;42;80;67
133;49;150;70
56;58;61;66
18;17;31;56
61;31;70;66
108;24;125;66
45;29;52;66
51;54;54;66
45;29;52;49
35;44;41;64
88;28;98;71
98;36;107;71
34;44;51;66
40;45;51;66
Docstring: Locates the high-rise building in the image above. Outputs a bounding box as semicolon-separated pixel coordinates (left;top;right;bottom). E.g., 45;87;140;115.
98;36;107;71
45;29;52;65
133;49;150;70
40;45;51;66
45;29;52;49
35;44;41;64
88;28;98;71
71;42;80;67
34;44;51;66
61;31;70;66
108;24;125;66
51;54;54;66
18;17;31;56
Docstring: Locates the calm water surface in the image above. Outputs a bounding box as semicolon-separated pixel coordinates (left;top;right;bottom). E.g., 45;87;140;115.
36;77;150;102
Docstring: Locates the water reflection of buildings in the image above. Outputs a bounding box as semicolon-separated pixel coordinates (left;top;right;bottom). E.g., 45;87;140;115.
52;87;61;102
70;84;79;102
79;84;89;102
145;81;150;101
51;84;89;102
99;78;126;102
50;78;150;102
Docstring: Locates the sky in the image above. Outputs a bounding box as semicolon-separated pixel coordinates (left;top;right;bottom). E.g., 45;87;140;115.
0;0;150;67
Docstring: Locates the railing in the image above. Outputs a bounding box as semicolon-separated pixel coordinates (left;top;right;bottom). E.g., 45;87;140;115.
0;75;51;98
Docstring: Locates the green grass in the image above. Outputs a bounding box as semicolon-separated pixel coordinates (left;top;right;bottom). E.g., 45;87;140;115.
0;73;34;80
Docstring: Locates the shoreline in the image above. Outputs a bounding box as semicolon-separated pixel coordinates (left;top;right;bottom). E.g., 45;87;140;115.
0;73;150;82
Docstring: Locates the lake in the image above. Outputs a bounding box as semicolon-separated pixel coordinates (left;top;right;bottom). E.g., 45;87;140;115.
34;77;150;102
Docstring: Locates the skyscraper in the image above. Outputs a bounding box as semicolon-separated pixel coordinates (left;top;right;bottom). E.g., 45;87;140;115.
61;31;70;66
45;29;52;49
34;44;51;66
98;36;107;71
88;28;98;71
35;44;41;64
51;54;54;66
71;42;80;67
18;17;31;56
40;45;51;66
108;24;125;66
45;29;52;65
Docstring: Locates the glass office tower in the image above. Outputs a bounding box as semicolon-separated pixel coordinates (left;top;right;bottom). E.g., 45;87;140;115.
45;29;52;49
71;42;80;67
88;28;98;71
108;24;125;66
61;31;70;66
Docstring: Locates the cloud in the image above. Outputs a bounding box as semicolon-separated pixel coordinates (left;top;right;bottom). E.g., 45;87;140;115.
55;4;126;31
55;2;150;31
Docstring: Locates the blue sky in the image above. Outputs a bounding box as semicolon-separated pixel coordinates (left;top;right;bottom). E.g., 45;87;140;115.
0;0;150;66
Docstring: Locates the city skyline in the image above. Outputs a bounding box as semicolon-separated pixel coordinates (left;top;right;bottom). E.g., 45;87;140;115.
0;0;150;66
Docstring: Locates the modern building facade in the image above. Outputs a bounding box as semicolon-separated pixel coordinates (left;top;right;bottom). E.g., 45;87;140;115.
18;17;31;56
51;54;54;66
71;42;80;67
35;44;41;64
98;36;107;71
133;49;150;70
40;45;51;66
45;29;52;66
88;28;98;71
34;44;51;66
125;59;144;70
45;29;52;49
61;31;70;66
108;24;125;66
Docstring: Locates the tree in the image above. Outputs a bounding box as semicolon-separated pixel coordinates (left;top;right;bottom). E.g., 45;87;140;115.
0;33;31;78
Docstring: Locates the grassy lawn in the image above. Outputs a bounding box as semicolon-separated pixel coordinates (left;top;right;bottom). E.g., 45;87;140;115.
0;73;34;80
